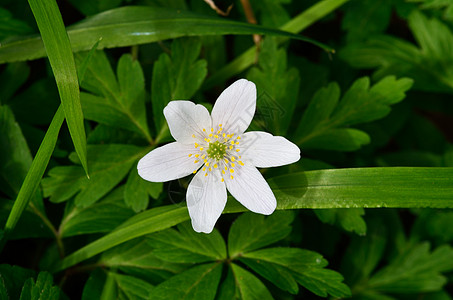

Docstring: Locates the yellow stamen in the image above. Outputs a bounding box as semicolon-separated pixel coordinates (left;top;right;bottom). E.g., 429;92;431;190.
209;167;212;171
231;157;236;162
193;170;197;174
203;167;206;171
199;147;204;151
192;134;196;138
205;173;208;177
221;178;224;182
236;149;240;152
239;161;244;166
194;160;199;163
189;154;193;157
214;164;218;168
231;163;235;167
230;175;234;179
194;143;199;148
202;128;206;132
222;170;226;174
230;169;234;173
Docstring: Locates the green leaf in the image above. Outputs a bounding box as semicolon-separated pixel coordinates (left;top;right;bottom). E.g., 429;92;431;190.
28;0;88;175
315;208;367;235
76;51;151;142
66;0;122;16
53;205;189;272
0;265;35;300
0;6;332;64
151;38;207;133
228;211;294;258
149;263;222;300
147;221;227;263
125;166;163;212
247;38;300;135
341;11;453;93
367;243;453;293
100;238;185;283
412;0;453;20
1;106;63;250
224;167;453;212
42;144;144;207
294;76;413;151
19;272;60;300
254;0;290;28
230;263;273;300
59;187;135;237
242;247;351;298
109;272;154;300
0;8;33;41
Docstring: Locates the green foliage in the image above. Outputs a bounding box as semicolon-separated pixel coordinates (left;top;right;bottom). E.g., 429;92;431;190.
0;266;60;300
76;51;151;142
151;38;207;134
1;0;453;299
295;76;413;151
342;11;453;93
248;38;300;135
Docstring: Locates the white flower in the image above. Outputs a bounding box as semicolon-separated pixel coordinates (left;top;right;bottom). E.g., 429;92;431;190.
138;79;300;233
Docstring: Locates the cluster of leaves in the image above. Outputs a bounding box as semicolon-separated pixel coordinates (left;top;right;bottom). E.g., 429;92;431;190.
0;0;453;299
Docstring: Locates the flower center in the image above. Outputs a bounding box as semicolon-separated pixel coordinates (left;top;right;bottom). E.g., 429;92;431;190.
189;124;245;182
206;141;227;161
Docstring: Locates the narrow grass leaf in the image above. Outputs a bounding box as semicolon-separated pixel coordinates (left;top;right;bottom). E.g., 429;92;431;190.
0;106;64;252
27;0;88;175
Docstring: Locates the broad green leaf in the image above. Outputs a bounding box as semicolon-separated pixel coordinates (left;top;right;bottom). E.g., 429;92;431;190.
224;167;453;212
230;264;273;300
294;76;413;151
0;277;7;300
28;0;88;175
204;0;349;88
0;265;35;300
247;38;300;135
411;210;453;244
76;51;151;142
0;8;33;41
242;247;351;298
148;221;227;263
228;211;294;258
53;205;189;272
367;243;453;293
216;266;237;300
42;144;145;207
19;272;59;300
151;38;207;134
149;263;222;300
0;63;29;104
412;0;453;20
315;208;367;235
125;166;163;212
100;238;185;283
1;106;63;251
109;272;154;300
59;187;135;237
0;6;332;64
341;11;453;93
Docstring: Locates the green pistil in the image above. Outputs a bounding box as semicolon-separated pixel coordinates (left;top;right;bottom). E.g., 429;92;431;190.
206;141;227;161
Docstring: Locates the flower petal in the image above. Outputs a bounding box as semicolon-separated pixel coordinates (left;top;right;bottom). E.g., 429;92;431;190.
187;169;227;233
164;101;212;144
138;142;202;182
225;164;276;215
239;131;301;168
211;79;256;134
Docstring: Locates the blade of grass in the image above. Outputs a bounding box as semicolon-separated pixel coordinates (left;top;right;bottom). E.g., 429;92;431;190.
204;0;350;88
27;0;88;176
53;205;189;272
0;106;64;253
53;167;453;271
0;6;332;64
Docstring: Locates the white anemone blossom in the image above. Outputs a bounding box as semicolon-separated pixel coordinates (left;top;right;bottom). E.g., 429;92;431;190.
138;79;300;233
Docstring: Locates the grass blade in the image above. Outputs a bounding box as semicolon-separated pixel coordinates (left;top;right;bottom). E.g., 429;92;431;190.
0;6;332;64
225;167;453;212
27;0;88;175
0;106;64;252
